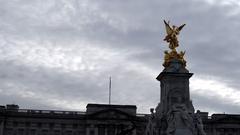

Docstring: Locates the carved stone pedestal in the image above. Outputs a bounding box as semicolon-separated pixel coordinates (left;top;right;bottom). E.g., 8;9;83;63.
145;59;206;135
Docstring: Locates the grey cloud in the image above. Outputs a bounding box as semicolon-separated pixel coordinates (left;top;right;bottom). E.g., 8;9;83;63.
0;60;105;105
191;92;240;114
0;59;159;113
0;0;240;114
0;93;58;110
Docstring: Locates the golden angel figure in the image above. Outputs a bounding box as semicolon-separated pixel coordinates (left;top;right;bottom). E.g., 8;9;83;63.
163;20;185;50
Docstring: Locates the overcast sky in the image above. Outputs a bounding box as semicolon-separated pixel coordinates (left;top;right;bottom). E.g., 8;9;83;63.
0;0;240;114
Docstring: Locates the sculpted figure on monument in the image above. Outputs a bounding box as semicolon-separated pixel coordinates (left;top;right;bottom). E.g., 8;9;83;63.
180;105;195;134
163;20;185;51
166;108;175;135
162;20;187;69
194;110;207;135
166;104;195;135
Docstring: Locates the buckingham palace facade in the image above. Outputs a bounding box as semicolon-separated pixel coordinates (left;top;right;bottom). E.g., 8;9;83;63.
0;104;146;135
0;104;240;135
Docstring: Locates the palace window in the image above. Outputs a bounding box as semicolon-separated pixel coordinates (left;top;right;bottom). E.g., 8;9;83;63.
30;129;36;135
98;127;105;135
18;129;24;135
54;130;60;135
90;130;95;135
6;128;13;135
42;129;48;135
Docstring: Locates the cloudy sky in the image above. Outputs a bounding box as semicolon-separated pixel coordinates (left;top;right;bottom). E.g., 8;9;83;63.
0;0;240;114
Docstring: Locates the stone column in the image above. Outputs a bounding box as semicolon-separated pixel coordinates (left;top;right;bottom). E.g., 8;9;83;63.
156;72;193;114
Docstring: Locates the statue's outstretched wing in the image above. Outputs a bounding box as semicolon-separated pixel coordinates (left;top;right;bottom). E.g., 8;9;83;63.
177;24;186;32
164;20;172;35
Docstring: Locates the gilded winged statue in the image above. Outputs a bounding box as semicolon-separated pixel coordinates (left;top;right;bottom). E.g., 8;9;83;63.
164;20;185;50
162;20;187;68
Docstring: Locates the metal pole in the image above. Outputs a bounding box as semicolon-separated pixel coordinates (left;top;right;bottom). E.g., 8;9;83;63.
109;77;112;104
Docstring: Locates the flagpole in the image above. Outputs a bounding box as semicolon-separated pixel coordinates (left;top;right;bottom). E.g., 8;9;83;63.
109;76;111;105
